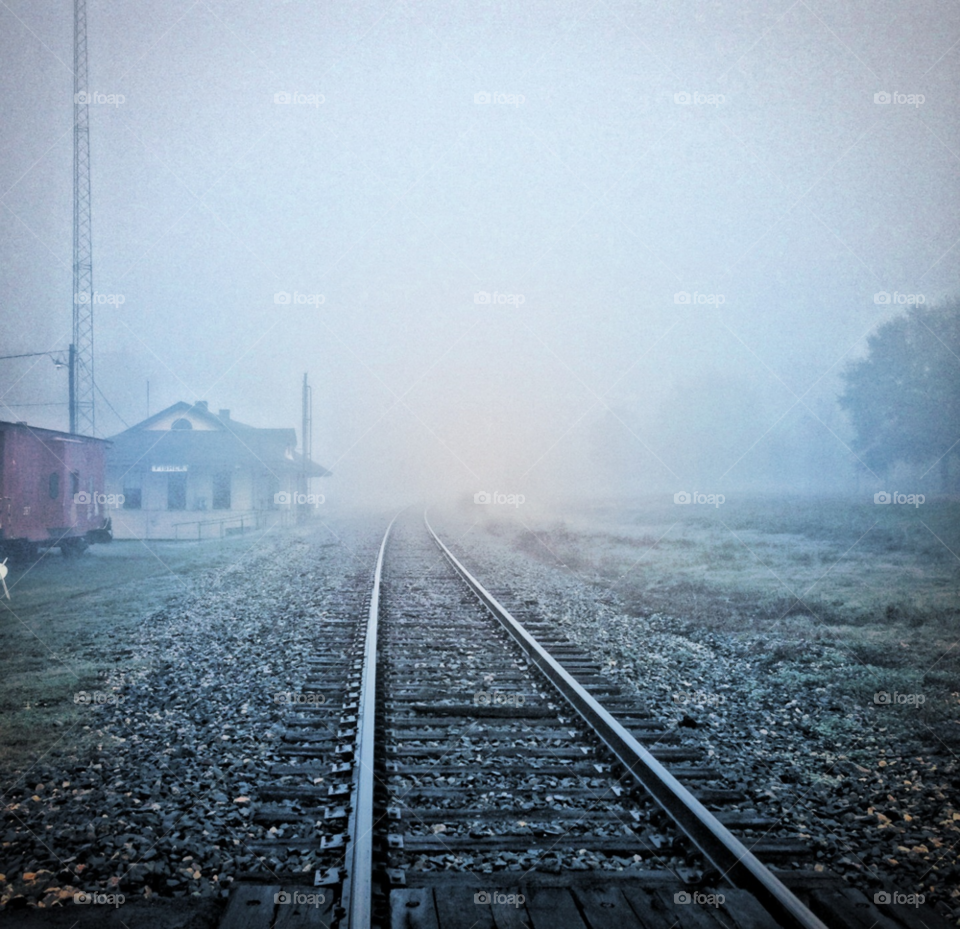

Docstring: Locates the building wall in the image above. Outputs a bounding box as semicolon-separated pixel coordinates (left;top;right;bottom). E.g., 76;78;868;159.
233;470;253;511
141;472;165;511
106;466;303;540
110;507;292;541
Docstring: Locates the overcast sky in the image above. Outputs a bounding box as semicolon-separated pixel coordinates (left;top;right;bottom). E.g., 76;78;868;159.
1;0;957;505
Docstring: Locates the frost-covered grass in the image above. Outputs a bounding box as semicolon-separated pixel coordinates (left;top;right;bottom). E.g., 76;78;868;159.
0;532;283;771
502;495;959;626
469;495;960;726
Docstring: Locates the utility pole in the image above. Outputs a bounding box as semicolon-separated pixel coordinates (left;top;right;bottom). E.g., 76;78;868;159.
300;373;312;522
71;0;95;436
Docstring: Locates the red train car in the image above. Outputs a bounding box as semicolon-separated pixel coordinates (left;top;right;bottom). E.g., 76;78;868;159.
0;420;113;558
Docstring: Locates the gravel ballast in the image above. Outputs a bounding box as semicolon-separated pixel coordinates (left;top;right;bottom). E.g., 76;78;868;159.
1;518;383;912
435;513;960;923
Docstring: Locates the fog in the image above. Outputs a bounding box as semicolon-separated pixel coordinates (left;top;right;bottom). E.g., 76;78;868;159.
2;0;957;509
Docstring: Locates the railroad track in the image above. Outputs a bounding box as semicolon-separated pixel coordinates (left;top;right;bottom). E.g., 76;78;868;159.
219;512;951;929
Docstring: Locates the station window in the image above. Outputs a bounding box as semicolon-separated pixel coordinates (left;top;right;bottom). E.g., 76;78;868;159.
212;471;231;510
48;472;60;499
167;472;187;510
123;471;142;510
171;418;193;430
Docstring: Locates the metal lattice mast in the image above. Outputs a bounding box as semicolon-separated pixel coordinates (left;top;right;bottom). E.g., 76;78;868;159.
72;0;94;436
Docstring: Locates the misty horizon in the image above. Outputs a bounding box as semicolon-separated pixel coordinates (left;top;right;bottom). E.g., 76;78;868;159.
2;0;957;507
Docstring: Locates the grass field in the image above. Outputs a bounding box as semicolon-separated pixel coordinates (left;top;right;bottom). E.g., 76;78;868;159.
0;534;270;773
491;495;960;734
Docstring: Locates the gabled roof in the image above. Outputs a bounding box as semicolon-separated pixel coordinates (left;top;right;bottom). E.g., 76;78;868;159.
107;402;331;476
112;401;223;434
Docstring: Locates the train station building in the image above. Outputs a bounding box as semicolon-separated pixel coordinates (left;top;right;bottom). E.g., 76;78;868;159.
105;401;329;540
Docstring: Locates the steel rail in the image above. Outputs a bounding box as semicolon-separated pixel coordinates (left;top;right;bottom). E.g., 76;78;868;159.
341;512;400;929
424;510;828;929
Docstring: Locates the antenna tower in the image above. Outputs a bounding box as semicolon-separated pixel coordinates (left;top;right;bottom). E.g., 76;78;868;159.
71;0;95;435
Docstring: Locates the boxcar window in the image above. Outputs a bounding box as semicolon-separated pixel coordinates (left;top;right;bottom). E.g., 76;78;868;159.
48;472;60;499
71;471;80;496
